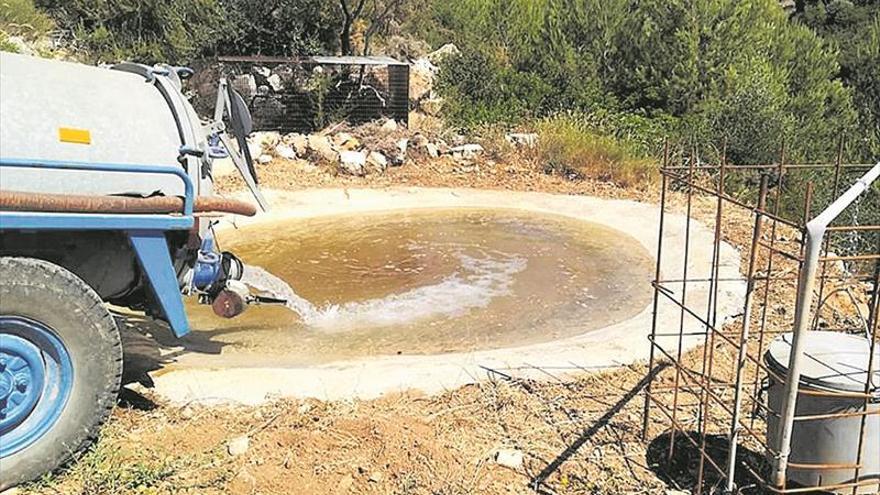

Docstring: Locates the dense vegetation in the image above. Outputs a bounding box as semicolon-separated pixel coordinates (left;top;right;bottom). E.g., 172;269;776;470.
1;0;876;222
424;0;878;246
4;0;875;165
429;0;877;166
0;0;54;51
795;0;880;164
26;0;402;61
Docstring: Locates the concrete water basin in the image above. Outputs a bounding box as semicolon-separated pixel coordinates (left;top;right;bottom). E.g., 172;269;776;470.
146;188;744;404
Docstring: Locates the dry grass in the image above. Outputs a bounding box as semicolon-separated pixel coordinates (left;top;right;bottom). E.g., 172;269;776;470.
532;115;658;188
23;367;672;495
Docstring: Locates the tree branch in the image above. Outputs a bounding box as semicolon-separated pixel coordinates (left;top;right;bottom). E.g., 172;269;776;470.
353;0;368;18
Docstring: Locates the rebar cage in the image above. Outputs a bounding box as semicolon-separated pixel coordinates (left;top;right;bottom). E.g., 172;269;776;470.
641;141;879;494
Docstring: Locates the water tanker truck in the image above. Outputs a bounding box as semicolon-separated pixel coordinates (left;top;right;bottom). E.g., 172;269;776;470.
0;52;269;489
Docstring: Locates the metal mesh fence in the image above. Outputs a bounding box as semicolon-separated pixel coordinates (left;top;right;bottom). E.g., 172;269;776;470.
192;55;409;133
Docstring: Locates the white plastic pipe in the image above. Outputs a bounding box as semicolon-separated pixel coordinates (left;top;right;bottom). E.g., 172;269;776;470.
771;162;880;488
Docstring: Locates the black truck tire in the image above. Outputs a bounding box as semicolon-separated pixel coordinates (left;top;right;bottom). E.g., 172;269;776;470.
0;257;123;490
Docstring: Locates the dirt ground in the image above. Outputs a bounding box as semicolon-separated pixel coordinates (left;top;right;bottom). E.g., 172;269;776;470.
18;157;834;495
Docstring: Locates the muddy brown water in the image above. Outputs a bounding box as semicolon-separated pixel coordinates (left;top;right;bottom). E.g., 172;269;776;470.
181;208;653;366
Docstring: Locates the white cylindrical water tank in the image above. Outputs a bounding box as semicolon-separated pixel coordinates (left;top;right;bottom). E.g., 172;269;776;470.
765;331;880;494
0;52;209;198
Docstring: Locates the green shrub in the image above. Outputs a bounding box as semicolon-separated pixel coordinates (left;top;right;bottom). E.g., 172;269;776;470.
605;0;857;164
425;0;858;165
795;1;880;160
36;0;227;63
436;46;554;127
0;30;20;51
33;0;345;63
219;0;340;56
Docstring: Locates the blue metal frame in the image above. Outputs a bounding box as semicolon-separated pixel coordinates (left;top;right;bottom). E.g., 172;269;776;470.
0;158;196;337
129;230;191;337
0;211;192;231
0;158;194;216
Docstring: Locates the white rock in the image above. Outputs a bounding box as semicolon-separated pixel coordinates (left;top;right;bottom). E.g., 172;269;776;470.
367;151;388;172
380;118;398;132
250;131;281;152
284;133;308;155
266;73;283;92
253;66;271;78
340;137;361;151
412;58;439;74
247;142;262;160
227;435;250;456
449;144;484;160
334;132;354;146
339;151;367;176
333;132;361;151
274;143;297;160
424;142;440;158
506;133;538;148
307;135;339;162
235;468;257;487
258;154;272;164
409;59;438;101
494;448;523;469
368;471;383;483
426;43;461;64
392;138;409;166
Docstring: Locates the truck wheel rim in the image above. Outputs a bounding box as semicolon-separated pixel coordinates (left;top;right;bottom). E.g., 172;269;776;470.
0;316;73;457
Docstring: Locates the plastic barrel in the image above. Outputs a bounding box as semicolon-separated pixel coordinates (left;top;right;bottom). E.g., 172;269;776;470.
765;331;880;494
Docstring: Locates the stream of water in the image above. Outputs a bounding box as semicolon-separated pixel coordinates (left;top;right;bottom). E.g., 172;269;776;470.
243;250;527;331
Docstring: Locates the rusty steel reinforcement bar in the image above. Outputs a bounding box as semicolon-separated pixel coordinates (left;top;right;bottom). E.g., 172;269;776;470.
724;174;770;492
771;162;880;489
0;190;257;217
852;242;880;495
695;154;727;494
660;168;804;230
642;141;669;440
668;148;697;462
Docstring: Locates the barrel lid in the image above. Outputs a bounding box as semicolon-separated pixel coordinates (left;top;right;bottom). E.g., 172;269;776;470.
764;331;880;394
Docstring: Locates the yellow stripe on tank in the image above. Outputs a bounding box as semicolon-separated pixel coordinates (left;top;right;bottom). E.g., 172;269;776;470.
58;127;91;145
